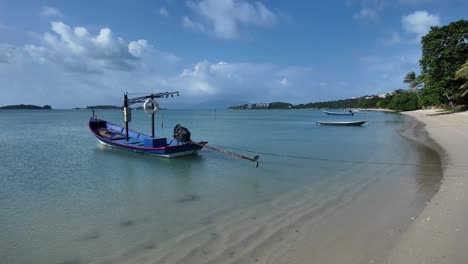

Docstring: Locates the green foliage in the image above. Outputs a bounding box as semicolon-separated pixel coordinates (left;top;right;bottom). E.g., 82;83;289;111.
403;71;422;91
267;102;293;109
420;86;445;106
376;95;393;109
231;91;420;112
232;20;468;111
295;98;361;109
386;92;420;111
295;92;419;112
420;20;468;104
455;61;468;97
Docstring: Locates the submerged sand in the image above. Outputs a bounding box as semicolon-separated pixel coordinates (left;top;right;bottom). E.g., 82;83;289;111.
84;113;446;264
387;110;468;263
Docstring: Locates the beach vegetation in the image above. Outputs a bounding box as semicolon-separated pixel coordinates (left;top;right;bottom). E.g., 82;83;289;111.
386;92;420;111
455;61;468;97
403;71;423;100
419;20;468;106
232;90;420;112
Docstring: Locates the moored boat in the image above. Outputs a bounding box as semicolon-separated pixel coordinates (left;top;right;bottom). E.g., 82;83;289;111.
317;120;367;126
88;92;259;166
323;110;354;116
89;91;206;158
89;117;205;158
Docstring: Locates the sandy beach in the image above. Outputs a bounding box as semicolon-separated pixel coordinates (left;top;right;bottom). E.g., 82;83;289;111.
388;110;468;263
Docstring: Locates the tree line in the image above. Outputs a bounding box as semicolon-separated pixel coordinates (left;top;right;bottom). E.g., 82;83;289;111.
404;20;467;107
231;19;467;112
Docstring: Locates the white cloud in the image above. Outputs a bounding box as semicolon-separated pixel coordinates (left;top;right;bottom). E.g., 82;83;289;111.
402;11;440;40
24;21;147;73
2;36;325;108
0;19;369;108
354;8;379;22
40;6;64;18
184;0;277;39
168;61;317;104
128;40;148;57
159;7;169;17
176;61;217;95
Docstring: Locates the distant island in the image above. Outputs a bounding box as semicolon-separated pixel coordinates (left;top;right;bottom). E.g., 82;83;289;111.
0;104;52;110
230;102;293;110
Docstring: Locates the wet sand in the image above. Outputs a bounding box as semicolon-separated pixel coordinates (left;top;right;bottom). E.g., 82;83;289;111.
387;110;468;263
87;116;443;264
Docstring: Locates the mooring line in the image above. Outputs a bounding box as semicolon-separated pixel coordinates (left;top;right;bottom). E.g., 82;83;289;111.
217;145;467;168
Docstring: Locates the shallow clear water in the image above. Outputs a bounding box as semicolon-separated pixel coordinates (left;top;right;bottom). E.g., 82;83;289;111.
0;109;440;264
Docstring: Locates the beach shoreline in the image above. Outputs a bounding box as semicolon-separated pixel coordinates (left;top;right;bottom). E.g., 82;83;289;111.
355;108;396;113
387;110;468;263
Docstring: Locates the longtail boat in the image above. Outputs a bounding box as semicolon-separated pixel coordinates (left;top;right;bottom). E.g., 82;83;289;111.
89;92;259;166
89;92;205;158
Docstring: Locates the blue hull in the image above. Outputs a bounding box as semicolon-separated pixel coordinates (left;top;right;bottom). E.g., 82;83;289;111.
317;120;367;126
88;117;204;158
323;110;354;116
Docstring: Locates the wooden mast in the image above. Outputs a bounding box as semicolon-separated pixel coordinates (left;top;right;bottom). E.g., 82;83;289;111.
123;93;130;141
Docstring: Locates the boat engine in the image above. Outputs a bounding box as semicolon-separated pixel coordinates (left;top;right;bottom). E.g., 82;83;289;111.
173;124;191;142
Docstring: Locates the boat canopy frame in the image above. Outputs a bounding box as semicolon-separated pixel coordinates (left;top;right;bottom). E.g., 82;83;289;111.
122;92;179;141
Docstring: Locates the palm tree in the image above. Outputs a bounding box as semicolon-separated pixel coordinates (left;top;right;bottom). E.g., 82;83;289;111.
455;61;468;97
403;71;422;100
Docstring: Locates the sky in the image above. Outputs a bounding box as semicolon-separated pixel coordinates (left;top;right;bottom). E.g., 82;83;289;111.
0;0;466;109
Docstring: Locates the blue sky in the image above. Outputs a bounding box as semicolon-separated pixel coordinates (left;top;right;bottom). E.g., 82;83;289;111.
0;0;466;108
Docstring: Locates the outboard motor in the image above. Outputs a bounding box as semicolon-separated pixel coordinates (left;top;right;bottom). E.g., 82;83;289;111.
173;124;191;142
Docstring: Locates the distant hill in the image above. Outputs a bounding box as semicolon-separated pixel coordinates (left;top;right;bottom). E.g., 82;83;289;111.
228;89;421;112
229;102;293;110
86;105;122;109
0;104;52;110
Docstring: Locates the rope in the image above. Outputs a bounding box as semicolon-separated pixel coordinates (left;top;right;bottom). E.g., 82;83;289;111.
217;145;467;168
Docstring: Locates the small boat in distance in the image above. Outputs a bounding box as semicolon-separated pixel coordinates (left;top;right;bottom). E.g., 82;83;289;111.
322;110;354;116
317;120;367;126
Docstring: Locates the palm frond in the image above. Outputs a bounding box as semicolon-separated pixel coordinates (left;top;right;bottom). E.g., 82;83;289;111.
403;72;416;83
455;62;468;80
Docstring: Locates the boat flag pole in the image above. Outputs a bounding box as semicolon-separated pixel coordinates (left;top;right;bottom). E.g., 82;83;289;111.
191;141;260;168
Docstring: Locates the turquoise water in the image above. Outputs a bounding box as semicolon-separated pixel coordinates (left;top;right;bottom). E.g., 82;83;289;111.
0;109;440;264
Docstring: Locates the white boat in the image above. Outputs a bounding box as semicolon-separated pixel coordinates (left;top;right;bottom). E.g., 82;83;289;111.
317;120;367;126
